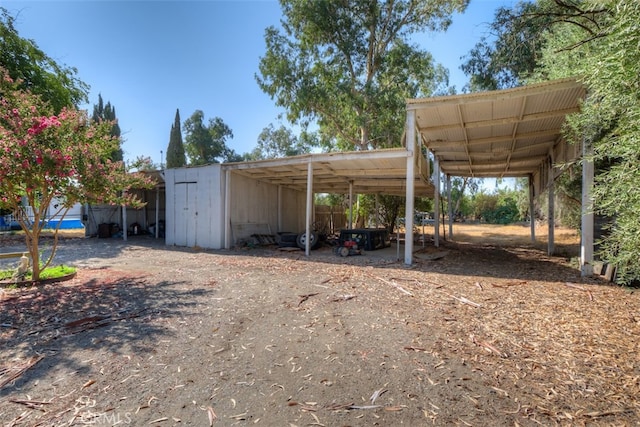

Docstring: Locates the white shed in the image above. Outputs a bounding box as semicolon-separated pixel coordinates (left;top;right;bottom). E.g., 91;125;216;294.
164;164;306;249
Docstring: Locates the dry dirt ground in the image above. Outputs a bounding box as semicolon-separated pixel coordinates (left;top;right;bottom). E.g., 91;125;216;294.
0;224;639;426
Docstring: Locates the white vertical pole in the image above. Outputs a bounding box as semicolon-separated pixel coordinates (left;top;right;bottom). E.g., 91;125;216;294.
122;204;127;241
155;185;160;239
84;203;91;237
277;185;283;232
305;161;313;256
433;157;440;248
143;195;148;231
348;181;354;229
404;110;416;265
447;174;453;239
375;194;379;228
547;157;555;256
224;170;231;249
581;139;594;276
529;174;535;242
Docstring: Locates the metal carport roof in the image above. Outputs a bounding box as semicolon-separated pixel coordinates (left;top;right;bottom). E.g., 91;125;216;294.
223;79;586;200
222;147;432;262
220;78;588;268
405;77;593;274
407;78;586;182
223;147;434;197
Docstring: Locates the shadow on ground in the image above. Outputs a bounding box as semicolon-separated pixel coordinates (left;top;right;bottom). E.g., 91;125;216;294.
0;271;216;398
204;238;591;284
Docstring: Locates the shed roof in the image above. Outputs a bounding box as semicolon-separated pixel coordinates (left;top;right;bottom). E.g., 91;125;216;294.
408;78;586;179
223;147;434;197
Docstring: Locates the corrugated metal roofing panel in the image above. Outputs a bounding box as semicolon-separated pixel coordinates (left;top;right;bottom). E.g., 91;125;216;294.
223;148;434;197
409;78;586;179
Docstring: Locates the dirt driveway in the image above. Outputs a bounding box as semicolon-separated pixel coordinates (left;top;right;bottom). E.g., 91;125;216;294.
1;227;639;426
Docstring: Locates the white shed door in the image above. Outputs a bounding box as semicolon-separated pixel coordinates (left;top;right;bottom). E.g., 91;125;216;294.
174;182;198;247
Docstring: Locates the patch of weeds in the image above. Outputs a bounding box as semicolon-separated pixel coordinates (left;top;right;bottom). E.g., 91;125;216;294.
568;256;581;268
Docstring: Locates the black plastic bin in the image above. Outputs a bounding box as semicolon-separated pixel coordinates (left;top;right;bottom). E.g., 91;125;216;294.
338;228;390;251
98;223;111;238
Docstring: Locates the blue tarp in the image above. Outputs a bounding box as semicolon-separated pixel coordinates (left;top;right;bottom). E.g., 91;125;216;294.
0;216;84;230
45;219;84;230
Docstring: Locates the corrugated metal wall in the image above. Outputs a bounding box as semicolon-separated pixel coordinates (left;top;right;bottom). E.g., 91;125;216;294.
228;172;305;245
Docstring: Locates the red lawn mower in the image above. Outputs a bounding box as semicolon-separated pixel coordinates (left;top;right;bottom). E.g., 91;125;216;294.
334;238;362;257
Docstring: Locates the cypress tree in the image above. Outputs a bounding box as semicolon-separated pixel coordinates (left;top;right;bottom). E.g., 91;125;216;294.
91;93;123;162
166;109;186;168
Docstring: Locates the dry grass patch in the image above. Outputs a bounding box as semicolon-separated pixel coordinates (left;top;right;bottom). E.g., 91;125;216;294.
445;222;580;255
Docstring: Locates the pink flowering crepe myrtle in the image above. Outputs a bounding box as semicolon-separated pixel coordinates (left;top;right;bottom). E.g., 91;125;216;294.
0;72;153;281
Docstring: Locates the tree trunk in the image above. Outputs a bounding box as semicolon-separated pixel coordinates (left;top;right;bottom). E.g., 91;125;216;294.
28;231;41;281
15;199;68;282
359;126;369;150
18;209;42;282
453;177;469;219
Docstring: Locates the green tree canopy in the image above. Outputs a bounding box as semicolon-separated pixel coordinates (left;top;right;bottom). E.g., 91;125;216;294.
166;109;186;168
466;0;640;283
449;177;480;220
520;0;639;281
552;1;640;283
460;1;552;91
256;0;467;151
0;7;89;112
129;155;160;172
461;0;608;92
183;110;234;165
247;124;316;160
91;94;123;162
472;189;521;224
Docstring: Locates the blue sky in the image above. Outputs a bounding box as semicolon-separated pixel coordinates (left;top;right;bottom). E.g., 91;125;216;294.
3;0;516;167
